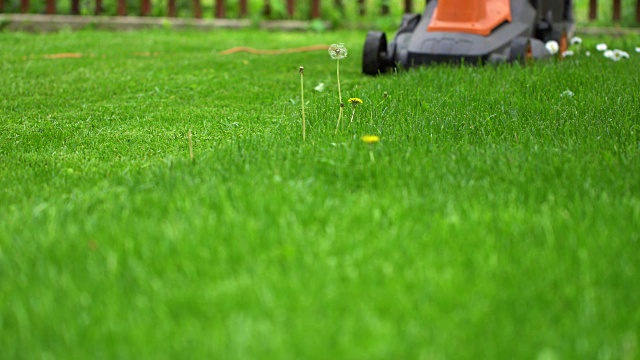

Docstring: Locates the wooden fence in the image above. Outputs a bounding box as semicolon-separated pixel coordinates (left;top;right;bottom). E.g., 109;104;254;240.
0;0;414;17
589;0;640;22
1;0;639;23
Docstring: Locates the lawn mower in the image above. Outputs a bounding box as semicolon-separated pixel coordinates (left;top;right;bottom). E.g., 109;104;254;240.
362;0;575;75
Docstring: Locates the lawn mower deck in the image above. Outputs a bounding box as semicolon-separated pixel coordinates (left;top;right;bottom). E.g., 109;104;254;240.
362;0;575;75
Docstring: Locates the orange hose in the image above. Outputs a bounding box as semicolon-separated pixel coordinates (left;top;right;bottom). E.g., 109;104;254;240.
219;44;330;55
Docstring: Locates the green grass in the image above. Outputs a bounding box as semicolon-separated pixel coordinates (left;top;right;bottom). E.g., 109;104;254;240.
1;29;639;359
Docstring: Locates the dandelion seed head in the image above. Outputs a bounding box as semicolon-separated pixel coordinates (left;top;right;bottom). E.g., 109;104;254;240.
328;43;348;60
560;90;574;98
596;43;608;51
604;49;628;61
570;36;582;45
636;47;640;53
604;49;615;59
562;50;574;57
314;82;325;92
545;40;559;55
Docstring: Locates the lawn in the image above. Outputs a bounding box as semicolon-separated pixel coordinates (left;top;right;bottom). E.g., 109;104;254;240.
1;28;639;359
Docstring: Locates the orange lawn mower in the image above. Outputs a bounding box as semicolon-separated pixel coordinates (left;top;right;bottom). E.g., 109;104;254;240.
362;0;575;75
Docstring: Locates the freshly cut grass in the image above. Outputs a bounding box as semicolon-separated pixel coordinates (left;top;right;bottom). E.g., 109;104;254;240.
1;29;639;359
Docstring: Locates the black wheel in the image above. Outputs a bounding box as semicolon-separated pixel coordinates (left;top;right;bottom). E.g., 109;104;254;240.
362;31;389;76
509;37;532;63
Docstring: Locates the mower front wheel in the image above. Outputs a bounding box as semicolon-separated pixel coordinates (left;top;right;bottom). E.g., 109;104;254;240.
362;31;389;76
509;37;532;63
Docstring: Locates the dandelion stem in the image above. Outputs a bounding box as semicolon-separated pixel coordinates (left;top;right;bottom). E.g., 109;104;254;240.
188;129;194;163
299;66;306;141
361;135;380;162
335;59;343;134
337;59;342;104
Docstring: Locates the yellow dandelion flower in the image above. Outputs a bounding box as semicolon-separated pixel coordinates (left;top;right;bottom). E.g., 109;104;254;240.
348;97;363;106
361;135;380;144
347;98;363;124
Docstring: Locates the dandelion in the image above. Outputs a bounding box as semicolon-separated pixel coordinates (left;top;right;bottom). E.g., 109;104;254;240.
636;47;640;53
596;43;608;51
348;97;363;106
585;51;591;57
562;50;574;57
377;91;389;107
314;82;325;92
361;135;380;162
545;40;559;55
560;90;574;98
329;43;347;134
361;135;379;144
567;36;582;55
604;49;629;61
299;66;306;141
347;97;363;124
328;43;348;60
